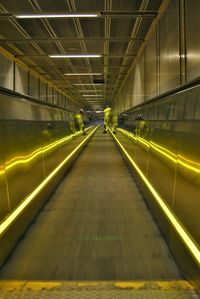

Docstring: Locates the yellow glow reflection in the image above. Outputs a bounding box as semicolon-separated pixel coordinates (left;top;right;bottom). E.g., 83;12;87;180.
118;128;200;174
0;128;93;176
110;129;200;265
0;126;98;236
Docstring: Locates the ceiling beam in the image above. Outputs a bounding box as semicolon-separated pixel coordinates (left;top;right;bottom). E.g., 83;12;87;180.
100;10;157;17
0;37;144;43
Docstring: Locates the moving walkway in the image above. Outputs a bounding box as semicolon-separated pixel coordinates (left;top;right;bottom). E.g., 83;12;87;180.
0;129;198;298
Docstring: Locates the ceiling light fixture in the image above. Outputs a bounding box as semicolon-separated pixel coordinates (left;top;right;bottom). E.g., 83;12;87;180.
15;13;99;19
79;90;102;92
50;54;101;58
73;83;103;86
64;73;102;75
83;95;102;97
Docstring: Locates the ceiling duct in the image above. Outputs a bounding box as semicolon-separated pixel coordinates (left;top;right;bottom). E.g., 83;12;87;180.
93;79;105;84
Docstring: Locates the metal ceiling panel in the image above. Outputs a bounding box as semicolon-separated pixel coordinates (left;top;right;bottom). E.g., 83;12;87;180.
85;41;104;54
0;0;33;12
0;20;27;38
36;41;82;55
17;19;52;38
109;42;129;55
112;0;141;10
79;19;104;38
110;18;136;37
36;0;70;11
47;19;78;37
0;0;164;110
136;18;154;37
74;0;105;11
12;42;44;55
147;0;165;10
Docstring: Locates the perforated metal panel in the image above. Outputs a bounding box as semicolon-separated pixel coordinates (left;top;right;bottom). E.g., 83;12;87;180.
29;73;39;98
39;79;47;102
145;32;158;100
186;0;200;81
0;121;10;221
0;53;13;90
137;53;145;104
47;84;53;104
15;65;28;94
158;0;180;93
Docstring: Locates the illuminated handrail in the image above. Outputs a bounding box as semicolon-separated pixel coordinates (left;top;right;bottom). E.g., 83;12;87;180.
110;128;200;265
118;128;200;174
0;126;99;236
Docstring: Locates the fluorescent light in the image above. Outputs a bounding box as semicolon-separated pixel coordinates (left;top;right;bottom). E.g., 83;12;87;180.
50;54;101;58
83;95;102;97
74;83;103;86
79;90;102;92
64;73;102;75
15;13;99;19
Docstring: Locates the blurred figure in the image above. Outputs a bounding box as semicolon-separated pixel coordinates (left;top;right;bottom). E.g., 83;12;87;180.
69;113;76;134
135;114;145;136
111;113;118;134
74;109;87;135
135;113;143;120
42;123;52;140
103;105;112;133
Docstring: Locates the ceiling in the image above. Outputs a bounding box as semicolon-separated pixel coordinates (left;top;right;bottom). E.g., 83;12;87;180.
0;0;163;111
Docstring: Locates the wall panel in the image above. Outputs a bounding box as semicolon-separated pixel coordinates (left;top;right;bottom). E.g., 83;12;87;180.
15;65;28;95
47;84;53;104
0;54;13;90
145;31;157;99
0;52;75;111
118;82;200;292
39;79;47;102
136;53;145;104
0;120;10;220
185;0;200;81
29;73;39;98
158;0;180;93
0;92;76;222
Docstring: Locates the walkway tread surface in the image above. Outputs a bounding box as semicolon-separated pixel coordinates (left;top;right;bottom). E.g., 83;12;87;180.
0;280;198;298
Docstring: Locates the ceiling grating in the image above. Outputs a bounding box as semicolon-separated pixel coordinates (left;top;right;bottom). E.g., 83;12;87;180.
0;0;164;110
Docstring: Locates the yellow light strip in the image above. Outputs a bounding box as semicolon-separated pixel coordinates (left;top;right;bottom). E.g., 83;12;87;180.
0;126;99;236
179;154;200;167
150;141;177;158
150;142;177;163
110;129;200;265
150;141;200;173
177;158;200;173
137;136;150;148
118;128;200;173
